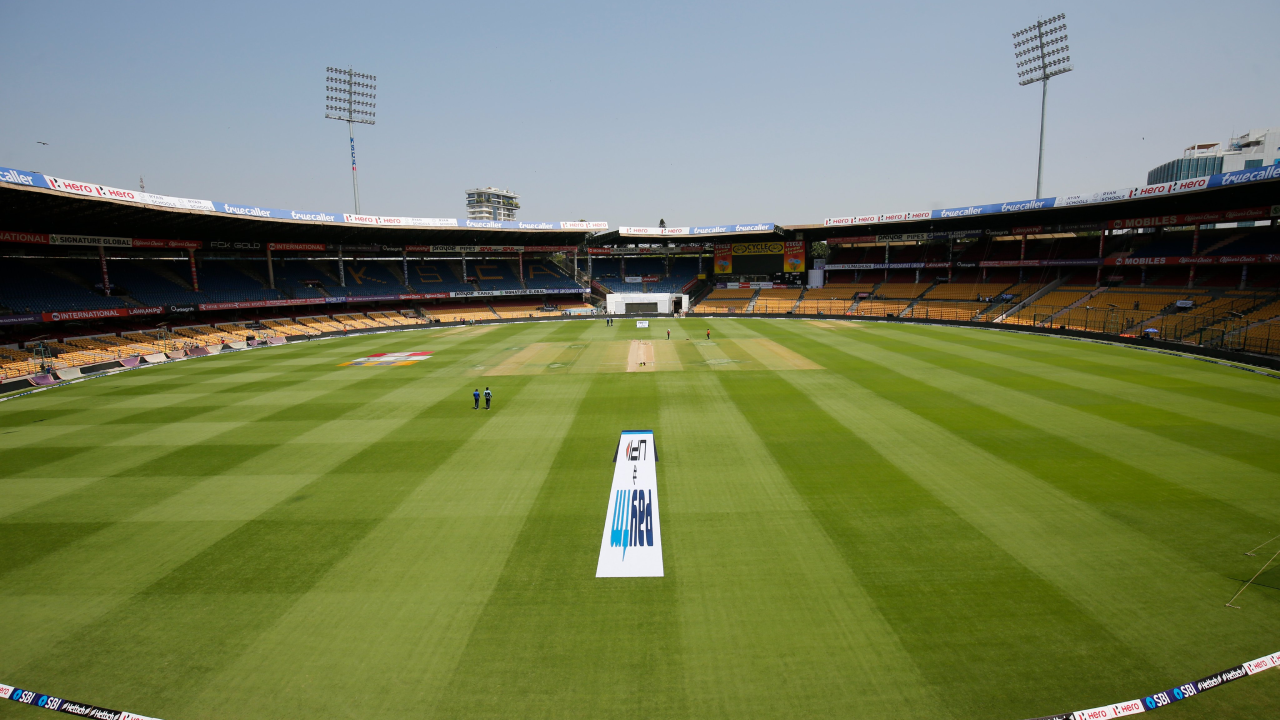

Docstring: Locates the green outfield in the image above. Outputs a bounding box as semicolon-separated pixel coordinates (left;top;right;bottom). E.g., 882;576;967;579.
3;318;1280;720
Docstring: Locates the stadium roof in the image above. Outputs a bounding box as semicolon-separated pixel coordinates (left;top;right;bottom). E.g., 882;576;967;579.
0;166;603;247
793;166;1280;242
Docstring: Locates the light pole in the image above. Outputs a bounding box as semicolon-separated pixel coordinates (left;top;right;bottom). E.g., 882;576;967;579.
1013;14;1072;198
325;67;377;213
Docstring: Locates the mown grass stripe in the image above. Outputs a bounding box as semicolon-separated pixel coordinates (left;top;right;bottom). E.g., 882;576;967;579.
871;325;1280;475
972;325;1280;400
758;322;1280;675
657;370;948;719
899;324;1280;426
430;371;688;720
1;365;522;717
781;320;1280;523
715;368;1148;720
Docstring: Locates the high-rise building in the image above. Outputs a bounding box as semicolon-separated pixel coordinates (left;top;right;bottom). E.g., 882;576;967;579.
466;187;520;221
1147;126;1280;185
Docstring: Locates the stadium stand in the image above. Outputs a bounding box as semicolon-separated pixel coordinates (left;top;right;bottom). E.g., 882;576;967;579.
523;261;581;290
271;260;331;299
419;302;498;323
0;259;130;314
335;261;404;297
471;261;524;292
404;261;474;293
753;287;802;314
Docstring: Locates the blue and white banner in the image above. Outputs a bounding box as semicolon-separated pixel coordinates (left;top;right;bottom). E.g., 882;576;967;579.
619;223;774;237
824;165;1280;228
597;430;663;578
0;166;50;189
0;166;606;232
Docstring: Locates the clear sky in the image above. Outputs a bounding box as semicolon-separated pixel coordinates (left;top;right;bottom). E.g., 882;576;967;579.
3;0;1276;228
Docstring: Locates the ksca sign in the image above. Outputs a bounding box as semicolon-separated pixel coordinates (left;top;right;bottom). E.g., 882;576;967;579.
596;431;664;577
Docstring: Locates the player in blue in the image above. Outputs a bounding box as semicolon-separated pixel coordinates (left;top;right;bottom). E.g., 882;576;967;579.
473;388;480;409
484;387;492;410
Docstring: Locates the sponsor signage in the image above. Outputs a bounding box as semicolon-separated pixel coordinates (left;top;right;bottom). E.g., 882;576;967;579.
1071;699;1145;719
0;314;40;326
713;243;732;274
404;245;580;253
1;681;159;720
10;165;611;233
197;298;328;311
620;224;774;237
41;307;164;323
1107;207;1272;230
268;242;326;251
44;176;215;211
1013;651;1280;720
0;166;51;188
131;239;202;249
978;258;1104;268
821;162;1280;230
340;351;433;367
732;241;784;255
585;246;707;255
0;230;50;245
1106;253;1280;267
783;240;806;272
49;234;132;247
1210;163;1280;187
596;430;664;578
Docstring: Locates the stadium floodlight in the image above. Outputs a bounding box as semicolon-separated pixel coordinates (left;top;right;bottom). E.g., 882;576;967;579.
325;66;377;213
1013;14;1072;198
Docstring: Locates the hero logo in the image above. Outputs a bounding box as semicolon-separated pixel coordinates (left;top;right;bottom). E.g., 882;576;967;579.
1134;184;1172;197
879;212;907;222
102;187;137;200
1172;177;1208;192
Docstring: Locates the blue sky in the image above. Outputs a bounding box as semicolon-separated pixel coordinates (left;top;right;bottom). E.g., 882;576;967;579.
3;0;1276;227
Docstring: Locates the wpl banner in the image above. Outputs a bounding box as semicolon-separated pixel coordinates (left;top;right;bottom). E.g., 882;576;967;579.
596;431;663;578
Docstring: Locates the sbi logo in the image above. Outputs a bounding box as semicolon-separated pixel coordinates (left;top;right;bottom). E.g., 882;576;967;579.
609;489;653;558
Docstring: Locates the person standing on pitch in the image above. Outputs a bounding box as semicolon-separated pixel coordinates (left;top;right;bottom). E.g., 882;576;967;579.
667;329;670;340
706;329;711;340
473;388;480;409
484;386;492;410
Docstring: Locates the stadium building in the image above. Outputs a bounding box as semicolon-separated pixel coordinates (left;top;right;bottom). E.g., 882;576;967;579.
1;159;1279;383
466;186;520;221
1147;126;1280;185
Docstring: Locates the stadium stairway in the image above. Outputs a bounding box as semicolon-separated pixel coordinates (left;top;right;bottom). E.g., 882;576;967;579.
1046;286;1106;324
743;289;762;313
899;280;940;316
994;276;1067;321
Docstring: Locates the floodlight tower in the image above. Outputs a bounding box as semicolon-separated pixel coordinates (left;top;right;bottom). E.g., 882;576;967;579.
325;67;377;213
1013;14;1072;198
